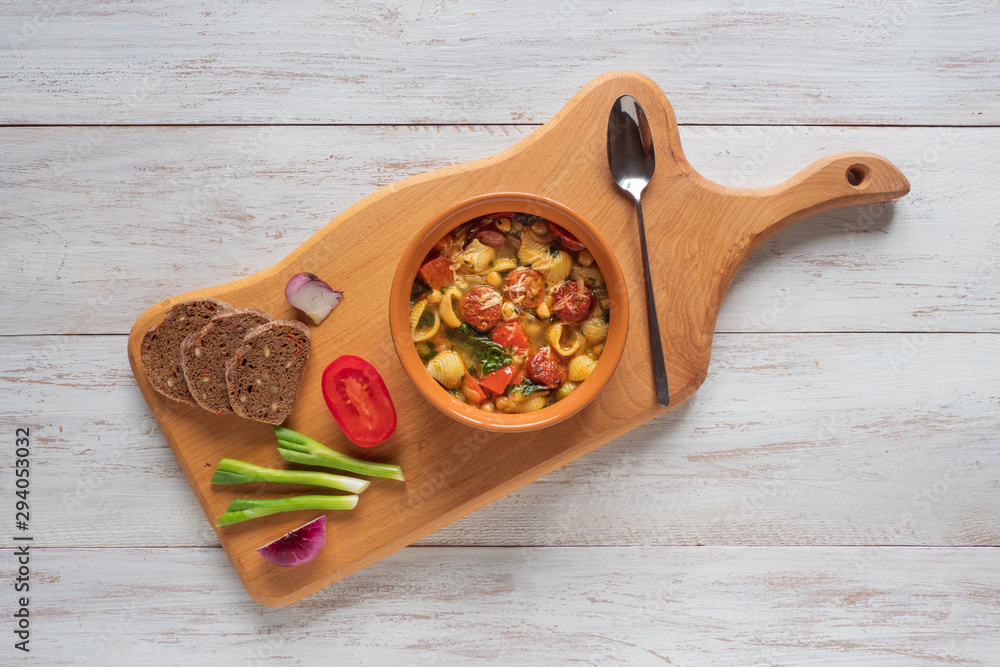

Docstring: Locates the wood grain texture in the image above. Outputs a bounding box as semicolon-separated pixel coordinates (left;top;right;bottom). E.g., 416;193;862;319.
3;125;996;336
2;546;997;665
1;0;998;125
2;1;997;658
4;333;997;549
124;72;908;605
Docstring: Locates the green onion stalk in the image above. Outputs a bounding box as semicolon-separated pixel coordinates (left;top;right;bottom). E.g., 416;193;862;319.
216;495;358;526
210;458;370;494
274;426;405;481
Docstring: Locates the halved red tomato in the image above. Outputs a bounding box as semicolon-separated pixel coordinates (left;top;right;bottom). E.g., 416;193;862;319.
321;355;397;447
491;320;530;354
479;364;516;397
418;254;454;290
547;220;586;252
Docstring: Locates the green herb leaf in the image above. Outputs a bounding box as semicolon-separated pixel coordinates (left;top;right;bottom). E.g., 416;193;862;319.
511;379;546;397
410;278;431;301
454;324;512;375
417;343;438;364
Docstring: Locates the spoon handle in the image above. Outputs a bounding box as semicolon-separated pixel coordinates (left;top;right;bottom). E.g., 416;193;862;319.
634;195;671;407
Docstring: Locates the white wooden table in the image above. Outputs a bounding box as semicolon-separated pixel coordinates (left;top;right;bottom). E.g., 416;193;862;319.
2;2;998;664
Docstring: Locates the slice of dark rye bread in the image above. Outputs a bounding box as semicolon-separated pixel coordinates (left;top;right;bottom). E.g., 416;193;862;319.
225;320;312;425
140;298;232;405
181;308;275;415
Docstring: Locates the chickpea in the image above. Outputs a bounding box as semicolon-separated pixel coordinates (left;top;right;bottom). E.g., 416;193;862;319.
536;302;551;319
426;290;442;304
531;220;549;236
512;221;524;232
577;249;594;267
486;271;502;288
600;298;610;310
512;354;525;367
495;397;511;412
481;401;495;413
496;217;512;232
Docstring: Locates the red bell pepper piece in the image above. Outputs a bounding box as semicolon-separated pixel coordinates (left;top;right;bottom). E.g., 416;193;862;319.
479;364;516;397
418;254;454;290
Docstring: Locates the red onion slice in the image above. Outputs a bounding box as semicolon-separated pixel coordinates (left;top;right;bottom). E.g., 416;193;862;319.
285;273;343;325
256;515;327;567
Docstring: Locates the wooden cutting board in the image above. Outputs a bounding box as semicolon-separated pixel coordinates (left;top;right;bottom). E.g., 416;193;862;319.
127;70;909;606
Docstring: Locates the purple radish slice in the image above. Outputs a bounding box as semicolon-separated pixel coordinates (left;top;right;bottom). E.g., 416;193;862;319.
256;515;327;567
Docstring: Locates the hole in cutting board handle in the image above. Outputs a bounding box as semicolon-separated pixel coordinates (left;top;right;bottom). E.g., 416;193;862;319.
846;164;869;187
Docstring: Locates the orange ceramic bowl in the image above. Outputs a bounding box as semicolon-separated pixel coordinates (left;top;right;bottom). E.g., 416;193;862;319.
389;193;629;432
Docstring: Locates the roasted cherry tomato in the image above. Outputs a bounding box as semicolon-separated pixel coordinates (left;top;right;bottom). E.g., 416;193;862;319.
547;221;586;252
460;285;502;331
418;254;454;290
551;280;594;325
463;371;488;404
479;364;516;396
504;268;545;309
491;320;530;354
525;346;567;388
321;355;397;447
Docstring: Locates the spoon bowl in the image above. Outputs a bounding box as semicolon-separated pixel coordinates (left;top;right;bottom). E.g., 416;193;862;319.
607;94;671;406
608;96;656;199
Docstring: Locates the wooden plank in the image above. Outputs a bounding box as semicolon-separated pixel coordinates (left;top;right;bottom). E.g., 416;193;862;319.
1;1;998;125
3;545;997;664
3;125;998;336
4;332;996;549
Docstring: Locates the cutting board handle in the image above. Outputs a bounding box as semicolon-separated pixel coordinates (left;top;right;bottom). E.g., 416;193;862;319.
723;150;910;252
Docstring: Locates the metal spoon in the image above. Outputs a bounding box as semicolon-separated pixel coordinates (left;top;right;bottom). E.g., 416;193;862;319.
607;94;670;407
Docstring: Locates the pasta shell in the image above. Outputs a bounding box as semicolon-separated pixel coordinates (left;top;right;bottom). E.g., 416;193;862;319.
580;317;609;344
546;322;585;358
533;249;573;283
410;300;440;342
426;350;465;389
492;257;518;272
457;239;496;274
555;381;578;400
462;384;483;404
508;394;548;413
508;388;549;403
439;287;463;328
568;355;597;382
517;230;550;266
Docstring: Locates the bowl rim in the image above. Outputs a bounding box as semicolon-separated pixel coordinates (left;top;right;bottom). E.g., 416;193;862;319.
389;192;629;432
